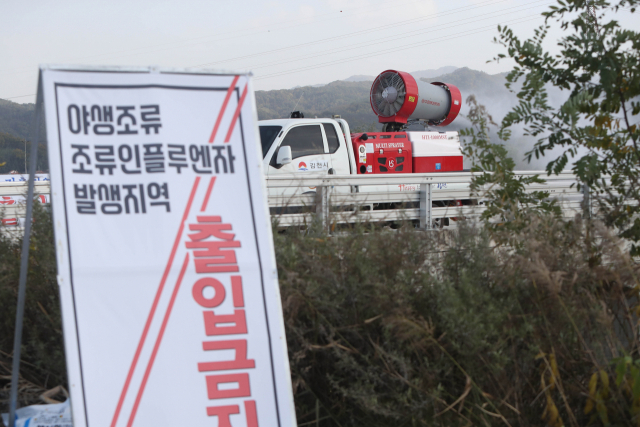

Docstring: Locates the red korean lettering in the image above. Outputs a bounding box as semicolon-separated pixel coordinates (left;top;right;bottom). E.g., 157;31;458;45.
198;339;255;372
194;261;240;273
206;373;251;399
203;309;247;335
192;277;226;308
231;276;244;307
244;400;259;427
206;405;239;427
186;240;241;273
189;216;235;241
193;261;240;273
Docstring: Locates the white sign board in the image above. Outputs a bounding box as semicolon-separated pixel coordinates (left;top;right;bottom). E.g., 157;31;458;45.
41;67;296;427
0;174;50;182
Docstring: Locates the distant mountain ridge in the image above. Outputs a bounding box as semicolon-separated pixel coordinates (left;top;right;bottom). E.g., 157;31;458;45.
342;66;459;84
0;99;35;141
342;75;374;83
0;67;513;155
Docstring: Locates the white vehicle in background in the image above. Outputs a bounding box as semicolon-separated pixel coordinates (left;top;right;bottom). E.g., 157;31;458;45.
259;115;465;198
259;69;465;195
258;69;469;222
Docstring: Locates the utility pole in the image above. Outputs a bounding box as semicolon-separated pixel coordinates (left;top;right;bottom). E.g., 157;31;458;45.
587;0;600;35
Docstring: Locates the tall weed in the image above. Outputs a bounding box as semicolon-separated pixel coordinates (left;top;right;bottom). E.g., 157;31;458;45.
277;218;640;426
1;210;639;426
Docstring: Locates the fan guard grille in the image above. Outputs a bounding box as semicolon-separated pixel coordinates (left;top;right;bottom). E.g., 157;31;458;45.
371;71;406;117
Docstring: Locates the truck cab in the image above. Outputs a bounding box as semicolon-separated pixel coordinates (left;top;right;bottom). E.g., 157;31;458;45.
259;117;356;179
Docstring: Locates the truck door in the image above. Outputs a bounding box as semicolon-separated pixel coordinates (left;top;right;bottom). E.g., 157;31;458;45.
322;122;351;176
268;124;331;189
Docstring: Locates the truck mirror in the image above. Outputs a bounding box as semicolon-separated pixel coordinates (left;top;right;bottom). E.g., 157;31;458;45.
276;145;292;165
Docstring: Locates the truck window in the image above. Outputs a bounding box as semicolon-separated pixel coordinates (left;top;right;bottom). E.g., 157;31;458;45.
259;125;282;158
281;125;324;159
322;123;340;153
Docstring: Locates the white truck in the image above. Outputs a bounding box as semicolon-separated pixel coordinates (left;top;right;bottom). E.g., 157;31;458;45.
258;69;465;194
258;116;463;194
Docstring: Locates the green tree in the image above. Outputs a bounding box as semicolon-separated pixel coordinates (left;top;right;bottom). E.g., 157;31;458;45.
461;95;560;237
492;0;640;252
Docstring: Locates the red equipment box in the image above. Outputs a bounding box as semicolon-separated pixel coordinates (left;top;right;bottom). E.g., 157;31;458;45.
351;132;413;174
412;155;463;173
408;132;464;173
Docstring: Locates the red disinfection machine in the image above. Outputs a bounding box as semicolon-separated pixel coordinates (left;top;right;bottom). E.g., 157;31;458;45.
351;132;413;174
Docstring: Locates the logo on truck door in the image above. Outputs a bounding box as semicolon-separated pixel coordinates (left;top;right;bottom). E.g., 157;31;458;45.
298;160;329;171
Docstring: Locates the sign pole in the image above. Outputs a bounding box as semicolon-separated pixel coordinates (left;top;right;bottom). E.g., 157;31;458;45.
8;76;43;427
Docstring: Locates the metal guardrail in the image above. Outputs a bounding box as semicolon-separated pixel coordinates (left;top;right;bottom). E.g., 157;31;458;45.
0;182;51;227
1;171;588;231
265;171;585;228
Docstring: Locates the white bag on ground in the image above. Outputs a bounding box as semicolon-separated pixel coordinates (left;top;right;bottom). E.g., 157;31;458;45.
2;400;71;427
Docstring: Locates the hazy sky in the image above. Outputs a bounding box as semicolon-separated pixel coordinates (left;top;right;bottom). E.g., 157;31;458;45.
1;0;637;104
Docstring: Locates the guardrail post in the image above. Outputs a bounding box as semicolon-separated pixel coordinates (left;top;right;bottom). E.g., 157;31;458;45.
581;182;591;219
420;183;432;230
315;185;329;230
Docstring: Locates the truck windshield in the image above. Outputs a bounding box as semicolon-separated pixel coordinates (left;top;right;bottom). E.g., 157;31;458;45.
259;126;282;158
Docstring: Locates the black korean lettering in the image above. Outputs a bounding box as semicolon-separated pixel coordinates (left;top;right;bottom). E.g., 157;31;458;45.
189;145;212;174
118;144;142;174
211;146;236;174
211;147;227;173
139;184;147;214
91;105;101;121
140;105;162;135
94;145;117;175
168;144;188;173
68;105;81;134
143;143;165;173
147;182;170;212
123;184;141;214
227;146;236;173
101;184;122;215
93;106;115;135
81;106;91;135
74;184;96;214
116;106;138;135
97;184;109;201
71;145;92;174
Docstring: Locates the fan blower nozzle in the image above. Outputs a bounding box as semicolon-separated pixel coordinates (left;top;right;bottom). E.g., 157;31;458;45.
370;70;461;127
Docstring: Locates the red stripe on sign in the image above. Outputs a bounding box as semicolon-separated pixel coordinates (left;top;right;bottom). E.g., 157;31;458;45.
126;253;191;427
200;176;216;212
209;75;240;143
224;83;249;143
110;177;200;427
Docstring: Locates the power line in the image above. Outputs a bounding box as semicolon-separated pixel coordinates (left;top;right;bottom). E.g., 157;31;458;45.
245;1;551;73
190;0;515;69
0;0;465;78
0;13;544;101
1;94;36;101
254;14;544;81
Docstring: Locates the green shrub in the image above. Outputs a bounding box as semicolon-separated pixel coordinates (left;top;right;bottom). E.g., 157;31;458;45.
0;202;65;410
277;219;640;426
2;206;639;426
